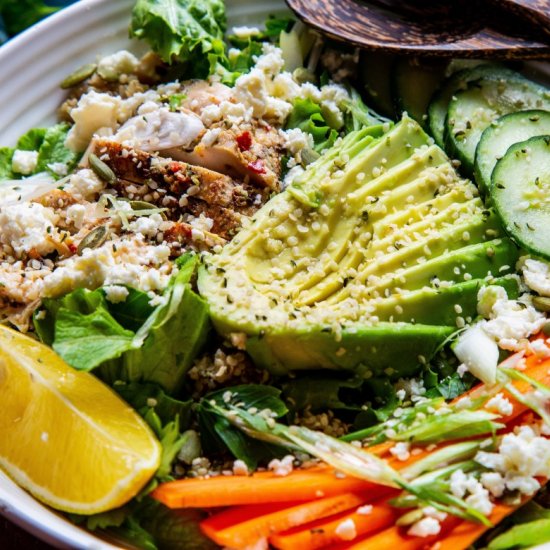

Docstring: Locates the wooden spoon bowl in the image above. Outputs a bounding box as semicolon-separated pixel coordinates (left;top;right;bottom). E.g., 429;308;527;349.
285;0;550;59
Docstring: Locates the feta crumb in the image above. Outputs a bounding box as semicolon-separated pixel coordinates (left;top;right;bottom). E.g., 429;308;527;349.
268;455;294;477
0;202;59;256
520;256;550;297
389;441;410;461
477;285;545;351
97;50;139;81
232;459;249;476
12;149;38;175
65;204;87;229
47;162;68;177
64;168;105;200
408;517;441;538
103;285;129;304
356;504;373;515
335;518;357;541
480;472;505;498
232;26;261;39
486;393;514;416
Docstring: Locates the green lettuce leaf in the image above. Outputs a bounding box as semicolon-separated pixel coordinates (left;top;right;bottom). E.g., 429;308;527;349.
488;518;550;549
33;254;210;394
129;0;226;65
16;127;46;151
53;306;135;371
286;98;339;153
35;123;80;178
0;147;14;179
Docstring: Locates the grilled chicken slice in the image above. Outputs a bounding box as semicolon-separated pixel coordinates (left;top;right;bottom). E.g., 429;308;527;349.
167;123;283;190
93;139;269;239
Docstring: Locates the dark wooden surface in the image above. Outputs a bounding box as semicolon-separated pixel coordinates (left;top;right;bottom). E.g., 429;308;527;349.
0;517;53;549
285;0;550;58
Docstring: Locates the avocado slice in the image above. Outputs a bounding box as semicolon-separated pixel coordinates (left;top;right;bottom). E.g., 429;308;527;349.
198;116;517;376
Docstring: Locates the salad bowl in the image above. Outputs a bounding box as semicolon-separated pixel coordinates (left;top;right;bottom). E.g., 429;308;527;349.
2;0;550;549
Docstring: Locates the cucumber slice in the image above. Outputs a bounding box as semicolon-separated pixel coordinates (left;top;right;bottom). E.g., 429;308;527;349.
446;77;550;175
359;51;395;119
391;59;446;130
427;64;514;148
475;110;550;195
491;135;550;259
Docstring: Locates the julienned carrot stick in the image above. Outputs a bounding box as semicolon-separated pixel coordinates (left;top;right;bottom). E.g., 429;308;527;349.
269;498;398;550
455;351;550;423
152;467;385;508
199;492;369;548
337;516;462;550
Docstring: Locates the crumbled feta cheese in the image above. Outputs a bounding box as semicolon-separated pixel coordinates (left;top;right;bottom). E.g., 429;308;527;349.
449;468;494;517
232;459;249;476
477;285;546;351
103;285;129;304
389;441;410;461
357;505;373;515
480;472;505;498
66;91;123;151
282;128;315;156
0;202;59;256
232;26;261;39
475;424;550;497
97;50;139;81
267;455;294;477
47;162;68;177
520;256;550;297
127;214;164;238
408;517;441;538
65;204;87;229
11;149;38;175
42;236;174;297
282;165;305;189
335;518;357;541
486;393;514;416
530;339;550;358
64;169;105;201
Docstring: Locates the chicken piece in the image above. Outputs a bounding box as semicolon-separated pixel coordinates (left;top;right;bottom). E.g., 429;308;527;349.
93;140;268;240
164;221;226;252
167;122;283;190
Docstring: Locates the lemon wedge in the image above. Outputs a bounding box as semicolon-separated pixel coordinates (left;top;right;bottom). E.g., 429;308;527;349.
0;324;161;514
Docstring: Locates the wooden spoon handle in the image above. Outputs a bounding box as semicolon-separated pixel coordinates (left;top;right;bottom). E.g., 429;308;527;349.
489;0;550;38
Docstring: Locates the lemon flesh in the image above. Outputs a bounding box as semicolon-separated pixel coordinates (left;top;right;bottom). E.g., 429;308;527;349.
0;325;161;514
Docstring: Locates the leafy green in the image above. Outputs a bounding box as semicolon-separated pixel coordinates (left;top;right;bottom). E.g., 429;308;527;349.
198;385;289;469
487;518;550;549
0;147;14;179
35;123;80;178
130;0;226;70
33;253;210;394
53;306;135;371
200;385;402;487
286;98;339;153
343;88;391;131
0;0;58;36
16;127;46;151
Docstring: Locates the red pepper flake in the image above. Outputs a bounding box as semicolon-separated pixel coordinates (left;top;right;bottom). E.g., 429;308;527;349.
169;162;181;172
68;243;78;254
247;159;266;174
236;131;253;151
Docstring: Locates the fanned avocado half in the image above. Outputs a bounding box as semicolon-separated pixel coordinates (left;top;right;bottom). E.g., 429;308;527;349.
198;116;519;377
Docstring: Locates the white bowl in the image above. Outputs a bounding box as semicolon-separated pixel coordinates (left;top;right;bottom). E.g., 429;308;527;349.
0;1;286;547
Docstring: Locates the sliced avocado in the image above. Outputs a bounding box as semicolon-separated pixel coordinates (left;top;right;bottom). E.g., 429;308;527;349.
198;116;516;376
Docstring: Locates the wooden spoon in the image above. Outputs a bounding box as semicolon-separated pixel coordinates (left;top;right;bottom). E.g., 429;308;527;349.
284;0;550;59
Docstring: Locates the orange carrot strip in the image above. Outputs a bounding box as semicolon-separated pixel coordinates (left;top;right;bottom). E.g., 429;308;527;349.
337;515;462;550
152;467;385;508
269;498;398;550
199;492;369;548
